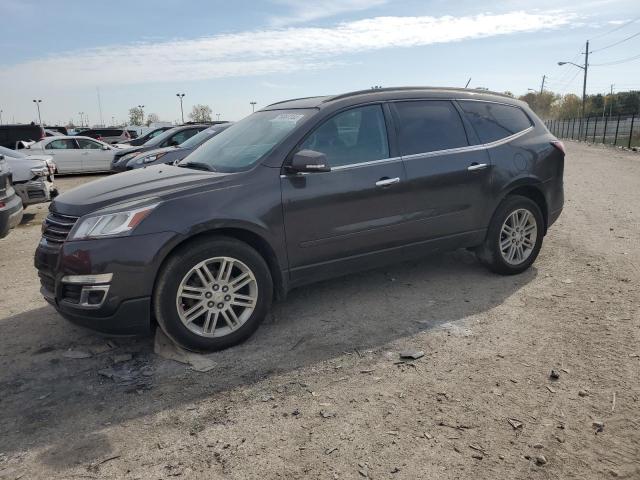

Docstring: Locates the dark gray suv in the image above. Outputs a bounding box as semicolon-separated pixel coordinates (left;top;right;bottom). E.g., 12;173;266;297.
35;87;564;351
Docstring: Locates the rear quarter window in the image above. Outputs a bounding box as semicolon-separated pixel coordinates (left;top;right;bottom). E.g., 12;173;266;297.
393;100;469;155
458;101;532;144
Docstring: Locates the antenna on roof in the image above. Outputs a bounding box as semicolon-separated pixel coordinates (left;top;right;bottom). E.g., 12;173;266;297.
465;78;472;89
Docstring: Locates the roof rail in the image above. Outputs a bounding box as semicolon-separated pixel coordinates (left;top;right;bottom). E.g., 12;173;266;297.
323;86;515;103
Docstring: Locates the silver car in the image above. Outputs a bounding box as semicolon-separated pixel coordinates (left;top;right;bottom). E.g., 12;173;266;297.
27;136;117;174
0;146;57;206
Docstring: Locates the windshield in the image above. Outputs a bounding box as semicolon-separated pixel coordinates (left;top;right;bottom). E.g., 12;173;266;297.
0;146;26;158
180;110;313;172
179;125;228;149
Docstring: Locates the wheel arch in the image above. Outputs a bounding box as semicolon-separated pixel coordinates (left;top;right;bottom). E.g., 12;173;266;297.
500;180;549;234
154;227;287;305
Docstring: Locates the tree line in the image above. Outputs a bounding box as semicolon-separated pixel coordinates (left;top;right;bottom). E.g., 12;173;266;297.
127;104;214;126
518;90;640;120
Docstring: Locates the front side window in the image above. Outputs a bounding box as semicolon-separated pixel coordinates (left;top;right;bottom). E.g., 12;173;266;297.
45;139;77;150
180;109;314;173
458;101;533;144
300;104;389;167
393;101;469;156
77;139;102;149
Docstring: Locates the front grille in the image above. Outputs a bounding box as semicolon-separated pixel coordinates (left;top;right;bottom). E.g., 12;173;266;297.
42;212;78;244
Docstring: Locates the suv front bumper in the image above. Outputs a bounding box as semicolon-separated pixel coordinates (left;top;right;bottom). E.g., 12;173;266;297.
35;231;176;335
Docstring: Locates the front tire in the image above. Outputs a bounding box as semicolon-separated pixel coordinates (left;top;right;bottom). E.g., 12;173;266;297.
476;195;544;275
154;237;273;352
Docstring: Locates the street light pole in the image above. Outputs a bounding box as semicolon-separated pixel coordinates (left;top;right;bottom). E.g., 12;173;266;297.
33;99;43;126
176;93;185;124
78;112;84;127
250;101;257;113
539;74;546;95
216;113;220;121
137;104;145;126
0;109;3;125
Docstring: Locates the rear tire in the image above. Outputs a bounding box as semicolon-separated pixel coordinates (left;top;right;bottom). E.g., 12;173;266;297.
154;236;273;352
476;195;544;275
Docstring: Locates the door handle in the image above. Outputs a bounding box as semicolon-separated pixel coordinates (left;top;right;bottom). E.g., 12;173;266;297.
467;163;488;171
375;177;400;187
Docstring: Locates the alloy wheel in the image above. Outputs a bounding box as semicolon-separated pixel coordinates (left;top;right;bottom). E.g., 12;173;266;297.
499;208;538;265
176;256;258;338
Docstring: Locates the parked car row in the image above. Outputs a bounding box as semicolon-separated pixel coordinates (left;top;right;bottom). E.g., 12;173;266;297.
34;87;565;352
0;146;57;206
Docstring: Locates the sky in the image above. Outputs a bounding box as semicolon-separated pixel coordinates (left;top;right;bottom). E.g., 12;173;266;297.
0;0;639;126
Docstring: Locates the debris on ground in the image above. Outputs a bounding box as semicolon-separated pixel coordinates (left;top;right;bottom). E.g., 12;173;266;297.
549;369;560;380
399;350;424;360
508;418;523;430
113;353;133;364
62;349;92;359
153;328;217;372
536;455;548;466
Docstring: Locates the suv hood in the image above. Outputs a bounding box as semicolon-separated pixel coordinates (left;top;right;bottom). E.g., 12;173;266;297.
52;164;234;217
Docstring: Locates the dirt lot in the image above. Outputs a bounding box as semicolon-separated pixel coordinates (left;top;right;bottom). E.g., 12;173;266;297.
0;141;638;479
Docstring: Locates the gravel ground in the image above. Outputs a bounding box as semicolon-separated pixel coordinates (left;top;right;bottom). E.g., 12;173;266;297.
0;141;638;479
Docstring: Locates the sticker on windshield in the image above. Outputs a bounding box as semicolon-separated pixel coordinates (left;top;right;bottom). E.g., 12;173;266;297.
270;113;305;124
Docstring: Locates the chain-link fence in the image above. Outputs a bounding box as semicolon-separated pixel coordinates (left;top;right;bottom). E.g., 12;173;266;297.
544;114;639;149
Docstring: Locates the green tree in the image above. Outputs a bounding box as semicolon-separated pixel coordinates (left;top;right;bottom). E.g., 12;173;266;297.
189;104;212;122
145;113;160;126
129;107;144;126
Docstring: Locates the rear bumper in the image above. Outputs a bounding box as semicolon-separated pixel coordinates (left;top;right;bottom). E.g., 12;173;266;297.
0;192;23;238
14;179;56;206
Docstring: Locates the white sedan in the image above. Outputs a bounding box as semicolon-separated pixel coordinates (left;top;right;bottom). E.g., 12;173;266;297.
27;136;117;174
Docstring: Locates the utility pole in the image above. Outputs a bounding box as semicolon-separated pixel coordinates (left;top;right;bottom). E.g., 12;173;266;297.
250;101;257;113
176;93;185;124
216;113;220;121
582;41;589;120
0;109;3;125
32;99;43;126
609;84;614;118
539;75;546;95
96;87;104;126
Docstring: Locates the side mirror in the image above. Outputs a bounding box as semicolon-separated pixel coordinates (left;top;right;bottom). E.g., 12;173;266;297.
0;154;4;160
102;144;110;150
288;150;331;173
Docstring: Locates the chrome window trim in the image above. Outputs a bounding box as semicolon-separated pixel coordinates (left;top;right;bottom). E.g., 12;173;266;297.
401;126;533;162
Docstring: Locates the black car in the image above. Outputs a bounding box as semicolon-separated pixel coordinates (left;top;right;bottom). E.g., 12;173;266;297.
0;124;45;149
124;123;232;170
35;87;564;352
111;125;210;171
122;127;172;147
0;157;24;238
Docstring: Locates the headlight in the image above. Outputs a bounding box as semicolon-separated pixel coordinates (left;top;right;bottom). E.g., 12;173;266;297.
135;152;166;165
117;152;140;163
30;167;49;177
68;203;159;240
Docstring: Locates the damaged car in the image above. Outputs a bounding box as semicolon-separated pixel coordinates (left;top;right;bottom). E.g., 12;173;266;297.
0;146;57;207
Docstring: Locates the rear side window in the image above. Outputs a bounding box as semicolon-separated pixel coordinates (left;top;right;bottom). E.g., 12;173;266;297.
458;101;532;144
393;101;468;156
300;104;389;167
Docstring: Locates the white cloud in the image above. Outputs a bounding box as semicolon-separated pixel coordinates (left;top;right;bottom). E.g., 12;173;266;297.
269;0;389;26
0;11;575;89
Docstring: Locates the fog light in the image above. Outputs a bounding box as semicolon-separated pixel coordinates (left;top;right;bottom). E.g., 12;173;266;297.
62;273;113;284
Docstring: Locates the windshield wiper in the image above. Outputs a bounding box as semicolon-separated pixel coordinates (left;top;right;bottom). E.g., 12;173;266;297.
177;161;215;172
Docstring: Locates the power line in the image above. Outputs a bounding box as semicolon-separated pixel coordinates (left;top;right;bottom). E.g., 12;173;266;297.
591;30;640;53
589;16;640;40
591;53;640;66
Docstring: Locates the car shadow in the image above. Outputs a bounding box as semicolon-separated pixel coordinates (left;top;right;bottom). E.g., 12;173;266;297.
0;249;536;466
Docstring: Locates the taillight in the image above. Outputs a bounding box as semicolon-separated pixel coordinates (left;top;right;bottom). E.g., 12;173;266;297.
551;140;565;155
